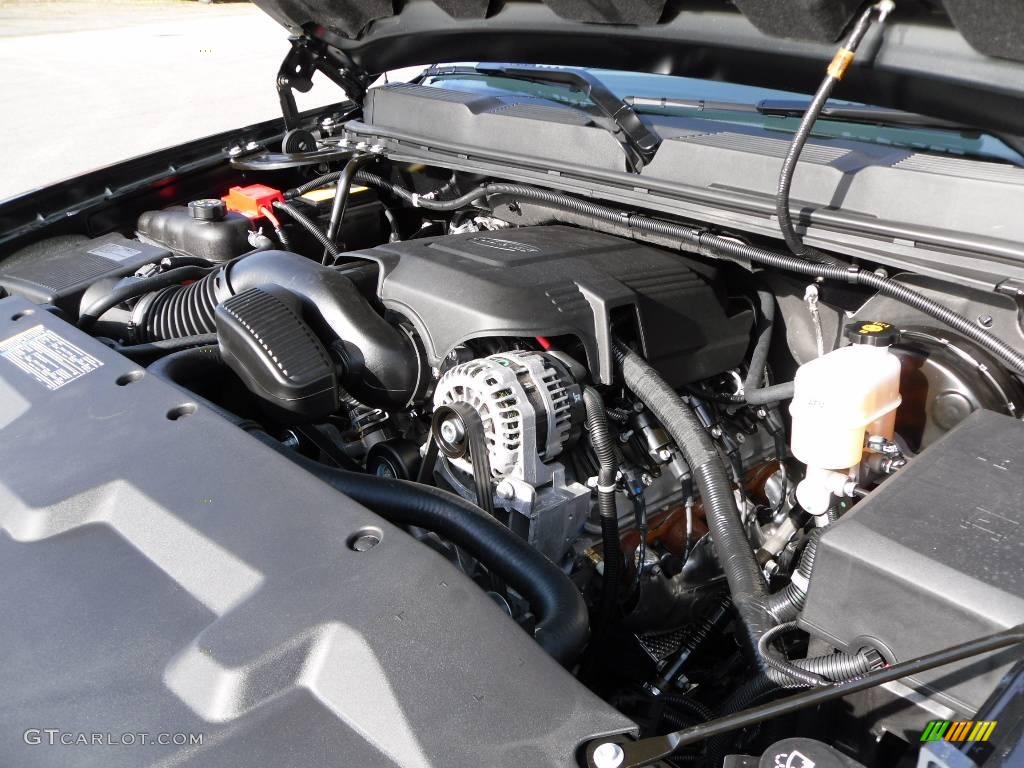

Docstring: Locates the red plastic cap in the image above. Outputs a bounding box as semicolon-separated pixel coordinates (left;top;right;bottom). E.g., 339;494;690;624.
221;184;285;218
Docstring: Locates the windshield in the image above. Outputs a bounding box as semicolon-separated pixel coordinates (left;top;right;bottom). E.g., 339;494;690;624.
418;66;1023;165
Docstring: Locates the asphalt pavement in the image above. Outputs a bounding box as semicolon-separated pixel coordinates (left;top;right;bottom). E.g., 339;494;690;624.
0;1;337;201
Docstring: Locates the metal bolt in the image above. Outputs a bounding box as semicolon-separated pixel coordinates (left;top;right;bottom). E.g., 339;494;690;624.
710;425;723;439
351;533;380;552
439;419;464;444
321;116;335;128
657;448;673;462
228;145;243;157
756;408;768;419
495;480;515;500
245;141;260;151
978;314;994;328
592;742;625;768
734;432;746;444
641;473;654;487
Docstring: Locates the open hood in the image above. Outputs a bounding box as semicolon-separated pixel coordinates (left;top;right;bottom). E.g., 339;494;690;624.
251;0;1024;136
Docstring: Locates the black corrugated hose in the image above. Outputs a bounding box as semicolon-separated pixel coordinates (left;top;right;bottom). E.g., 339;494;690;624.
132;268;222;342
613;342;775;665
344;176;1024;377
583;386;622;622
764;529;820;623
77;265;215;331
759;622;876;687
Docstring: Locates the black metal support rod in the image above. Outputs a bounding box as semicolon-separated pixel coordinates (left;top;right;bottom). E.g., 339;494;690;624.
585;624;1024;768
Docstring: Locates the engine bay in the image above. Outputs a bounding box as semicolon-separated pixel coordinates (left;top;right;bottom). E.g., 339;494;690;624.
2;145;1024;767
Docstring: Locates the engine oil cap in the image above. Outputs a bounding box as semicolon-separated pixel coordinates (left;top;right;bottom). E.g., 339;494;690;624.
845;320;898;346
188;198;227;221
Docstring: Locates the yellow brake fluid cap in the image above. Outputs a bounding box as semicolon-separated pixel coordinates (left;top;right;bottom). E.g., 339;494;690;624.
844;320;898;347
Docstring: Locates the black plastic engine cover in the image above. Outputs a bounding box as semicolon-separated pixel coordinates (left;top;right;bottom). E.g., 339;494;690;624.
354;225;752;386
0;296;633;767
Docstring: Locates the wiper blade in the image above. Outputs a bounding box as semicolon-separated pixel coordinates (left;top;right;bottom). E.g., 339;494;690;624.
425;65;661;172
756;99;976;132
625;95;975;133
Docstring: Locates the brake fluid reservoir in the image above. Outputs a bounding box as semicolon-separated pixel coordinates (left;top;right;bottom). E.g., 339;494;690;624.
790;321;902;515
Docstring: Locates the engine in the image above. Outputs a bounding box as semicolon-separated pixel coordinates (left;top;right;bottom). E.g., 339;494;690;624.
3;162;1023;768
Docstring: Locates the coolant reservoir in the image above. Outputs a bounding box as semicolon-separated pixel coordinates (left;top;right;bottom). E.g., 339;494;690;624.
790;321;902;515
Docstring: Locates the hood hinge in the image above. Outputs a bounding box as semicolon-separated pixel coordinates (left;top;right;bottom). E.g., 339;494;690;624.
276;36;369;130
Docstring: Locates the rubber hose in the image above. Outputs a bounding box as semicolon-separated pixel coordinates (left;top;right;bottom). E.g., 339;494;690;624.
272;201;340;261
251;431;590;667
584;386;621;620
742;287;778;402
354;171;416;204
764;529;820;623
743;381;795;405
115;333;218;363
614;343;774;665
288;171;342;199
77;265;214;331
657;694;714;723
326;155;375;250
294;171;458;204
776;5;884;260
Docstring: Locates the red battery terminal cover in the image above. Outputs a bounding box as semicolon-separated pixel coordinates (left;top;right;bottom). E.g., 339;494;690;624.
221;184;285;219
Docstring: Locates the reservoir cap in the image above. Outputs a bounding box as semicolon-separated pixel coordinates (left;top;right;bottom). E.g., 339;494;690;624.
845;320;898;347
188;198;227;221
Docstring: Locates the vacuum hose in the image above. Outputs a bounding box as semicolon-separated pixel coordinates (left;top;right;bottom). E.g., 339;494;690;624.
252;431;590;667
131;250;422;408
583;386;621;622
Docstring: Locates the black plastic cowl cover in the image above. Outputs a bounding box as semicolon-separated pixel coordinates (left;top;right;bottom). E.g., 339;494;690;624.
215;284;340;421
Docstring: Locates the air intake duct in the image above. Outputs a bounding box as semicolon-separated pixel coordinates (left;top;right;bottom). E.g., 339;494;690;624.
129;250;422;408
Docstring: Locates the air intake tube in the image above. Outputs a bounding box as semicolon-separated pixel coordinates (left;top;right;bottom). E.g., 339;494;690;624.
130;250;422;408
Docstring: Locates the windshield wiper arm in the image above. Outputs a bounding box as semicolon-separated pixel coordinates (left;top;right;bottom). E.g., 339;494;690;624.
426;65;661;171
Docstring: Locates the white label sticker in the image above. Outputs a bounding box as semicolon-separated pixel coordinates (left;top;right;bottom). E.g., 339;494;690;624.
0;324;103;391
87;242;141;261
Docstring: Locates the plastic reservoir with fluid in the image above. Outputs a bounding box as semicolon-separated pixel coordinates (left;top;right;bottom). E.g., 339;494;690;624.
789;321;902;514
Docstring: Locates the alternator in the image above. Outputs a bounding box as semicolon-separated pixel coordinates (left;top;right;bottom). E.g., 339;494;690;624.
432;351;582;483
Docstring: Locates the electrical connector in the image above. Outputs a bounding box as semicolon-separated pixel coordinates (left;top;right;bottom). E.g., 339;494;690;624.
222;184;286;219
